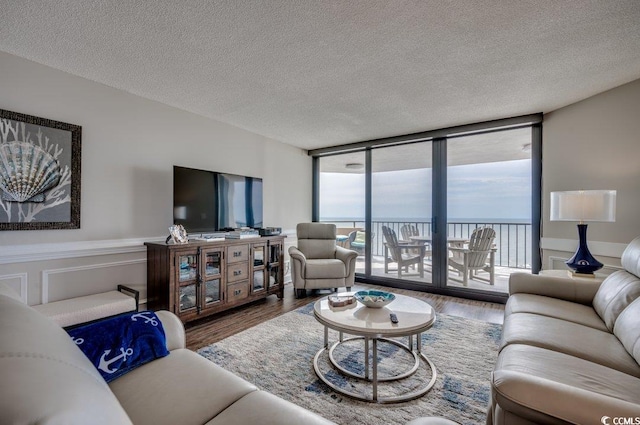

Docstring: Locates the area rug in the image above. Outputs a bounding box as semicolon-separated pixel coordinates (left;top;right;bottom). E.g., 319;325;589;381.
197;302;502;425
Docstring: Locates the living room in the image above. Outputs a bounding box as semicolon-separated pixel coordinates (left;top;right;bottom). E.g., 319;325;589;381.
1;2;640;424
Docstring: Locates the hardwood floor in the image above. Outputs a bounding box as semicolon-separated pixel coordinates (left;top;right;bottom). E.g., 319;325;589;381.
185;282;505;351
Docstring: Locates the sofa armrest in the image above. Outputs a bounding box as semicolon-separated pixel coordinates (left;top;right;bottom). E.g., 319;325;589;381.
492;370;640;424
509;272;601;305
156;310;185;351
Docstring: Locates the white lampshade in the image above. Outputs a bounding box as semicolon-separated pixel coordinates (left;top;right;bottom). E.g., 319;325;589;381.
550;190;616;222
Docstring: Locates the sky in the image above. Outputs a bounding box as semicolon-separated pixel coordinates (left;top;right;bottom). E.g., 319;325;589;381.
319;159;531;222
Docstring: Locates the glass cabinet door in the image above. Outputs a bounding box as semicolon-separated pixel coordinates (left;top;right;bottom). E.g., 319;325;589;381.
178;253;198;283
253;269;266;292
204;279;221;305
267;242;283;289
177;252;198;313
269;243;281;264
253;245;265;267
202;249;223;308
178;283;197;312
205;251;222;277
268;267;280;288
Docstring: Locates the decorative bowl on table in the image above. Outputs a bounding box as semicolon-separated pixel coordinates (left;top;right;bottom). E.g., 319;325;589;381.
354;290;396;308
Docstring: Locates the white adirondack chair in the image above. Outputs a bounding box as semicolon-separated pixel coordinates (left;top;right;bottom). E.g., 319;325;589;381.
448;227;496;285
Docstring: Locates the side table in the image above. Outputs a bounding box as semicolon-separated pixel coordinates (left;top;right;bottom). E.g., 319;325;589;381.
539;269;605;283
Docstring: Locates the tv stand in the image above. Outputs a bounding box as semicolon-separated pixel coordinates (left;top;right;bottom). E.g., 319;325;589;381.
145;235;285;323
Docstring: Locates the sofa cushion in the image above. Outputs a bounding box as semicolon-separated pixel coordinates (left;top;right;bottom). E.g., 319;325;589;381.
505;293;607;331
500;312;640;377
204;390;335;425
621;235;640;277
613;297;640;365
492;344;640;424
592;270;640;331
109;348;257;425
0;294;133;425
305;259;346;279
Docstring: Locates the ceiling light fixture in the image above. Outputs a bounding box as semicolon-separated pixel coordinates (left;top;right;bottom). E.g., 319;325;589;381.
345;163;364;170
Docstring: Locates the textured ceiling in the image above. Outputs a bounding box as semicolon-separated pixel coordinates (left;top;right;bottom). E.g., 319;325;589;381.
1;1;640;150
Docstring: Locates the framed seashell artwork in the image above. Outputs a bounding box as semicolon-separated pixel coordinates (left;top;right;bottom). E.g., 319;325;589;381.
0;109;81;230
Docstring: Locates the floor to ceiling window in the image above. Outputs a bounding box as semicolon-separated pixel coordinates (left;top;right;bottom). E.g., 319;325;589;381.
445;128;533;295
312;115;541;302
371;142;433;284
317;152;366;273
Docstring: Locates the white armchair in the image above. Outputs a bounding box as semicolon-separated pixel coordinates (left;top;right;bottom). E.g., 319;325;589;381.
288;223;358;298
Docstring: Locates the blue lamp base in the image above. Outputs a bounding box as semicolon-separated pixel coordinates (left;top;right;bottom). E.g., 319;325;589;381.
566;224;603;275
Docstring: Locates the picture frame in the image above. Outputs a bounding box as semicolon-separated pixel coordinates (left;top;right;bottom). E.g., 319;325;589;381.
0;109;81;230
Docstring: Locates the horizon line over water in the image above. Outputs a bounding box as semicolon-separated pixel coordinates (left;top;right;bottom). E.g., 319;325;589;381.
322;217;531;224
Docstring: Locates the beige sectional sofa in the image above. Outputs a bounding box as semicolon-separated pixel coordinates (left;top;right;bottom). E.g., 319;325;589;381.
489;237;640;424
0;286;334;425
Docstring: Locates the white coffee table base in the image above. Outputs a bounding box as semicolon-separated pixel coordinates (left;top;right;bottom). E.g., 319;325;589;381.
313;329;437;403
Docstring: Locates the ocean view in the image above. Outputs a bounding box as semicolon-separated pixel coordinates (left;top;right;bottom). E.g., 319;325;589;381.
322;217;532;269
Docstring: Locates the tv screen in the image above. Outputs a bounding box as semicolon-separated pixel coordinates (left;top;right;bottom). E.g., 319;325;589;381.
173;166;263;234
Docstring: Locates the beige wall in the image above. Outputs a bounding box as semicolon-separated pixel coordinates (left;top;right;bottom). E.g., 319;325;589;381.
0;52;311;304
541;78;640;270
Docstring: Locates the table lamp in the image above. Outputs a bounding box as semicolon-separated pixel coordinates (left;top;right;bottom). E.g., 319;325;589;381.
550;190;616;275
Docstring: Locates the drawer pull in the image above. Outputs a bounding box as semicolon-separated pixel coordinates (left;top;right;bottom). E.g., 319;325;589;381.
234;270;242;276
234;289;242;296
233;251;242;257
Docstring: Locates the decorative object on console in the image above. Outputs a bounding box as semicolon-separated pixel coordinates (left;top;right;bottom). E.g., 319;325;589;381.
166;224;189;244
550;189;616;275
0;108;81;230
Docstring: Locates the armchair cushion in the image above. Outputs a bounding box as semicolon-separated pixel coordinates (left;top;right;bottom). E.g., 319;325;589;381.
306;259;346;279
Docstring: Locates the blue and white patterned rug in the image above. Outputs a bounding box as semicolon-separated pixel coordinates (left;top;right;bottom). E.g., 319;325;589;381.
198;301;501;425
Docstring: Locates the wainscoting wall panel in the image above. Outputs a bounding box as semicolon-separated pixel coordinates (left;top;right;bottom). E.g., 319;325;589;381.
1;233;297;306
0;272;28;303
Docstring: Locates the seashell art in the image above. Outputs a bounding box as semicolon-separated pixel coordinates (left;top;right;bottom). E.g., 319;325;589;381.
0;142;62;203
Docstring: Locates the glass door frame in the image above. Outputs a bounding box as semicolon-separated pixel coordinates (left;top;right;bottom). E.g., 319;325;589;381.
312;115;542;303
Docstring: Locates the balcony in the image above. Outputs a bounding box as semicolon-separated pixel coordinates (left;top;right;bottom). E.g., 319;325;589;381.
330;220;532;294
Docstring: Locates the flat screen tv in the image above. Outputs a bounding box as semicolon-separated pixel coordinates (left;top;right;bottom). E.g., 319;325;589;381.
173;166;263;234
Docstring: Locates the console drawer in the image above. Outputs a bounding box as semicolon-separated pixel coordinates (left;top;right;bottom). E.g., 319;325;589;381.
227;244;249;264
227;281;249;303
227;263;248;283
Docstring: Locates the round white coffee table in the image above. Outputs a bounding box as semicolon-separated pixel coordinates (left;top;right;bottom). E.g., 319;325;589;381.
313;292;437;403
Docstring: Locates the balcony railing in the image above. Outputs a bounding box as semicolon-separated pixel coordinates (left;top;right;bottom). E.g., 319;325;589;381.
326;220;532;269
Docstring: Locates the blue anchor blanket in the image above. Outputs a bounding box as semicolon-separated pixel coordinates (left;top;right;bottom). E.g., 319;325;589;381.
67;311;170;382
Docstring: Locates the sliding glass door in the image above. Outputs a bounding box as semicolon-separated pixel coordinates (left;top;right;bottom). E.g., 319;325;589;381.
445;128;533;295
313;115;541;302
371;142;433;284
318;152;366;274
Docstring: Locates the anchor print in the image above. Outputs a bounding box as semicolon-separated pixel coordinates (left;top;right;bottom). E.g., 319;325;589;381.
131;312;158;326
98;347;134;374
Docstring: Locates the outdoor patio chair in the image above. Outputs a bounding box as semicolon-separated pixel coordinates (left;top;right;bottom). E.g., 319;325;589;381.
381;226;425;278
400;224;433;267
348;230;371;255
448;227;496;285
